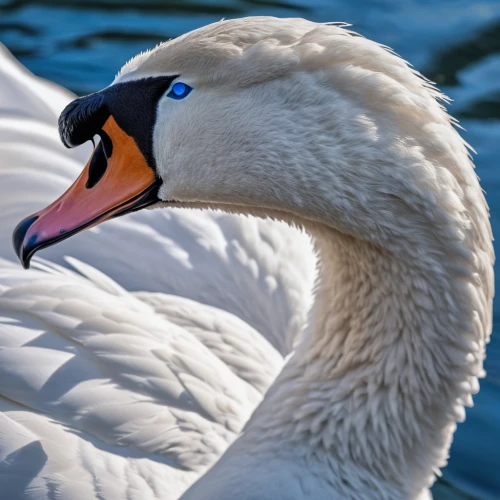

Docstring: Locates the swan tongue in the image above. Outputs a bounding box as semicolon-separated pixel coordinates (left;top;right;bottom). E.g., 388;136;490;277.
12;116;161;269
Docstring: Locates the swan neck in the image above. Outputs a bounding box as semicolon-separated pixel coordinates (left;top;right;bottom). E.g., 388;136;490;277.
243;222;488;498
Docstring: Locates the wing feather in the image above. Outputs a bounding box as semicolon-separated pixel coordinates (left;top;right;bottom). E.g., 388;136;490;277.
0;43;315;499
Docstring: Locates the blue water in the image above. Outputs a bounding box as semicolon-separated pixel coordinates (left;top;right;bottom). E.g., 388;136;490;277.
1;1;499;498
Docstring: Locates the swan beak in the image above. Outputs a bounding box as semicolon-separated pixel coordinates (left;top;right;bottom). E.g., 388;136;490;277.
13;116;160;269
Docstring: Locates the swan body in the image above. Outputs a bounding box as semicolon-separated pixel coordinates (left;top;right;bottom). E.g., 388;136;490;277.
2;16;494;500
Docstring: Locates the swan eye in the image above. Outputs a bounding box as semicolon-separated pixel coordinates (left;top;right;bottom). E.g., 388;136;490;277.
167;82;192;100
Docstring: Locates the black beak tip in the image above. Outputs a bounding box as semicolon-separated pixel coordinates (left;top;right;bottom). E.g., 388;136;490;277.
12;215;39;269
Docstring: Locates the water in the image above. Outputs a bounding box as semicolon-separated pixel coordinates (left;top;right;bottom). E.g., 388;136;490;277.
1;1;499;498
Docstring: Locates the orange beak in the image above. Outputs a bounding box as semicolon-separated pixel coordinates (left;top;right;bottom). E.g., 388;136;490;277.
13;116;160;268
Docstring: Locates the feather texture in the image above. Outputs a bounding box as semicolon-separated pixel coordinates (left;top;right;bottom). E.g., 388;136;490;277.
0;15;493;500
0;41;315;498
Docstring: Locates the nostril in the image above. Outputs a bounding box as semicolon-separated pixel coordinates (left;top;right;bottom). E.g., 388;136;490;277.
86;142;108;189
100;130;113;159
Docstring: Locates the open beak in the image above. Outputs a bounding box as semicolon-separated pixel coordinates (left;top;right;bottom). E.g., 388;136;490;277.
13;116;160;269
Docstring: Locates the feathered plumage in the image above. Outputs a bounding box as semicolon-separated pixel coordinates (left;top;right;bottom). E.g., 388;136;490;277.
0;39;315;499
0;16;494;500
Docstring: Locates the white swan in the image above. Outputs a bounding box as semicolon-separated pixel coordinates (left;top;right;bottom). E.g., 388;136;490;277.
1;16;494;500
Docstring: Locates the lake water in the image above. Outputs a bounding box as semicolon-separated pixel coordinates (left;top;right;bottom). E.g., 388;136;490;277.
0;0;499;498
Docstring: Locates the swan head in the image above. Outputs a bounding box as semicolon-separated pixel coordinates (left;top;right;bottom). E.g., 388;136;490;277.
13;17;489;273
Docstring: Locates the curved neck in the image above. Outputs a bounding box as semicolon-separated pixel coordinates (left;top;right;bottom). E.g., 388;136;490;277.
180;213;490;500
238;221;486;498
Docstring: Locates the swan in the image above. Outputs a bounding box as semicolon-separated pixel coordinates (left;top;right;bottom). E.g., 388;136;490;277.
2;16;494;500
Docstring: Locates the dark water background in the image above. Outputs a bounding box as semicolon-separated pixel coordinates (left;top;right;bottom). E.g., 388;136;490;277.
0;1;499;498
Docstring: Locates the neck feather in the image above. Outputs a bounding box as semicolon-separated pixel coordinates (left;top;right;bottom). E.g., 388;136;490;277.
241;215;492;498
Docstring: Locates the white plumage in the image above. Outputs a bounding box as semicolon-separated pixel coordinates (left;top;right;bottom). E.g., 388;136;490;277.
0;40;315;499
0;16;494;500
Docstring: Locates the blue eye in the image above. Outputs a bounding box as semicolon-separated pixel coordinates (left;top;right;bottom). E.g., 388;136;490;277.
167;82;192;100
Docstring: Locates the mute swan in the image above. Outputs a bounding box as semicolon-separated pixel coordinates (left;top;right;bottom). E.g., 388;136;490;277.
3;16;494;500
